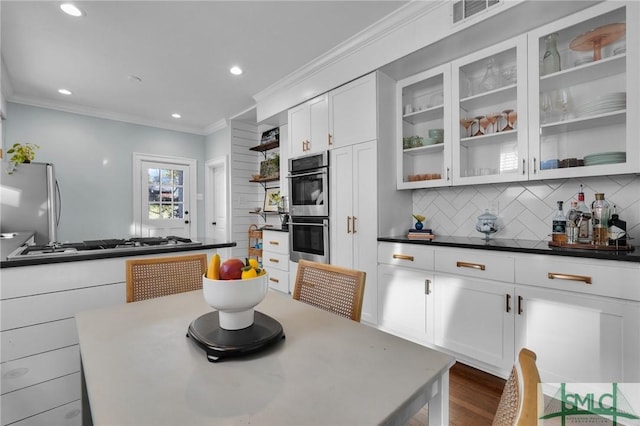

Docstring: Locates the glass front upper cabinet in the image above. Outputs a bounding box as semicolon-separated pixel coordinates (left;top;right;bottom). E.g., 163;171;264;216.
451;35;529;185
396;64;451;189
527;2;638;179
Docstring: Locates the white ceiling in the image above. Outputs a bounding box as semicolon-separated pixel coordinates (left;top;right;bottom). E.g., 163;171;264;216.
1;1;409;135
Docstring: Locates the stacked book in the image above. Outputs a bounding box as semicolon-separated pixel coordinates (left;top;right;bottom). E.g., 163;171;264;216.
407;229;435;240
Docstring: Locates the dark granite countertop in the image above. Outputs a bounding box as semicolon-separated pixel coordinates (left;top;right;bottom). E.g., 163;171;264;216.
0;238;236;268
378;235;639;263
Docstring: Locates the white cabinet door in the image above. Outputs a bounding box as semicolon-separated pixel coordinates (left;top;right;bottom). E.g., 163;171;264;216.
329;72;377;149
451;34;529;185
396;64;452;189
434;273;515;373
515;285;640;383
288;95;329;157
527;2;638;179
378;264;432;344
288;103;309;158
330;141;378;324
308;94;329;154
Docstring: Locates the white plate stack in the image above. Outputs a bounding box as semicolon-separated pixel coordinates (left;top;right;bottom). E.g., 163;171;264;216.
574;92;626;118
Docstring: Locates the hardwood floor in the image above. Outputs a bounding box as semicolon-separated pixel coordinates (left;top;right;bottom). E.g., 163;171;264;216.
407;362;506;426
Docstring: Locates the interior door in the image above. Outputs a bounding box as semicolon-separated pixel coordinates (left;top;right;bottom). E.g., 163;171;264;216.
140;161;191;238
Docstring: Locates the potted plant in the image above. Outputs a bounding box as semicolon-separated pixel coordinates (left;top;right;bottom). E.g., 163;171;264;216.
5;143;40;174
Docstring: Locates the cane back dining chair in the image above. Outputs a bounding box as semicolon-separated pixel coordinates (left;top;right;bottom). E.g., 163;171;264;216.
492;348;542;426
126;253;207;303
292;259;366;322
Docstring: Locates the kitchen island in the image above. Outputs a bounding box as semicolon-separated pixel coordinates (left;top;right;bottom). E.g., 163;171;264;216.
0;239;234;426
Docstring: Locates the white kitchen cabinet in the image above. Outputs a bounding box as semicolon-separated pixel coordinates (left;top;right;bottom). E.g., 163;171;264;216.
396;64;452;189
0;249;215;426
328;72;377;149
377;243;435;344
451;34;529;185
288;94;329;157
331;141;378;325
514;285;639;383
433;248;516;373
262;229;289;294
527;2;639;179
514;253;640;383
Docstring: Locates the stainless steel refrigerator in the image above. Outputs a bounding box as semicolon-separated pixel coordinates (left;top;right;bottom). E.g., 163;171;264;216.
0;162;60;245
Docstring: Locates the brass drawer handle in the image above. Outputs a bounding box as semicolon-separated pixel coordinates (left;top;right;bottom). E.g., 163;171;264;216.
269;277;279;283
269;240;279;245
392;254;414;261
269;258;279;263
547;272;592;284
456;261;485;271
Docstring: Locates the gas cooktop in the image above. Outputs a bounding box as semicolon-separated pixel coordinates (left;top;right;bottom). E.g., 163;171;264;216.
7;236;201;260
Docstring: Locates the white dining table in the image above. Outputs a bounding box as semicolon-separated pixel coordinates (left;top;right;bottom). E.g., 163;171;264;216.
76;290;455;426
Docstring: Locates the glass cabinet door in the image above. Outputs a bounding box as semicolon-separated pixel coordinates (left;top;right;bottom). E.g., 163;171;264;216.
527;2;638;179
451;35;528;185
396;64;451;189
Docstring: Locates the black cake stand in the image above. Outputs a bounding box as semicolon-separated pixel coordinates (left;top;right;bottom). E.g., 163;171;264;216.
187;311;285;362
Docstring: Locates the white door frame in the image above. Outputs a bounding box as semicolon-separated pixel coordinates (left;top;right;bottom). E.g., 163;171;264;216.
204;156;229;242
132;152;198;238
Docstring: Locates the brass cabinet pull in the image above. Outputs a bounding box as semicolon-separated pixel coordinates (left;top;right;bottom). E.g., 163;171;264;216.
353;216;357;233
269;277;279;283
505;294;511;313
392;254;414;261
346;216;352;233
456;261;485;271
269;258;279;263
328;133;333;145
547;272;592;284
425;279;431;295
269;240;279;246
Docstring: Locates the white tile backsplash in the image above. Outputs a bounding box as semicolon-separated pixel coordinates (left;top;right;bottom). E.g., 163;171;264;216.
413;175;640;241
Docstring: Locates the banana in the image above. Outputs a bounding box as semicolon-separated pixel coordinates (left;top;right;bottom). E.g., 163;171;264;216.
207;253;220;279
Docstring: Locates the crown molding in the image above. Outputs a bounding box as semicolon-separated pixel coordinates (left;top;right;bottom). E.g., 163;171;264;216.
253;0;443;104
8;94;209;136
204;118;228;135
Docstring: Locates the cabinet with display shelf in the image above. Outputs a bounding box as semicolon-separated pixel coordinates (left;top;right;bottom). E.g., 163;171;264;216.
248;138;281;223
451;34;529;184
396;63;451;189
527;2;638;179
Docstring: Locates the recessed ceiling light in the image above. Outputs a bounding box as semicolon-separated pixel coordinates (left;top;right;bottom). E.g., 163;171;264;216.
60;3;84;17
58;89;72;95
171;113;181;119
230;66;243;76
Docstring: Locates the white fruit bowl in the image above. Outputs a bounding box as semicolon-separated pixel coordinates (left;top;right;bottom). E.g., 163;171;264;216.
202;274;268;330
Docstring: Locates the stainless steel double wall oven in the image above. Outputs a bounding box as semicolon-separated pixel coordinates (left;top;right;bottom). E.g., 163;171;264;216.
287;151;329;263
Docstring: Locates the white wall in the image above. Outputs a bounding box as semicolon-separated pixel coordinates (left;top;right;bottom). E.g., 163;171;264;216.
413;175;640;242
3;103;206;242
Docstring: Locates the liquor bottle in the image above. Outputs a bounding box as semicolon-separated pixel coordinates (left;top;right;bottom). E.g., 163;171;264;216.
479;58;500;92
551;201;567;243
542;33;561;76
576;186;591;243
591;193;610;246
608;205;627;247
565;201;579;244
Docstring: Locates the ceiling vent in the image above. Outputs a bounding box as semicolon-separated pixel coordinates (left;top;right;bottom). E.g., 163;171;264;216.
453;0;500;24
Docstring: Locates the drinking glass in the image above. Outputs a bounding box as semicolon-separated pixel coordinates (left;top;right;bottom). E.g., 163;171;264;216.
479;116;491;135
540;92;552;123
507;110;518;130
501;110;515;131
473;116;484;136
486;112;501;133
552;88;571;120
460;118;474;138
